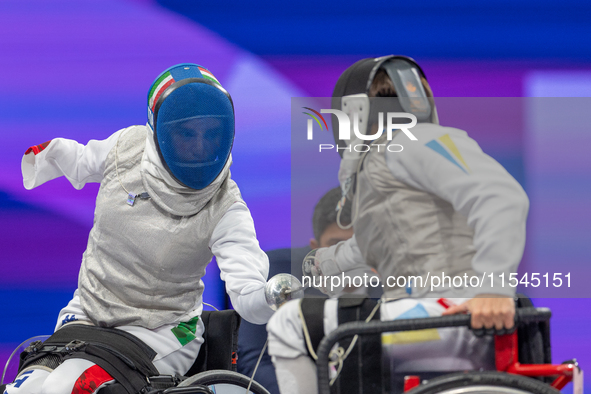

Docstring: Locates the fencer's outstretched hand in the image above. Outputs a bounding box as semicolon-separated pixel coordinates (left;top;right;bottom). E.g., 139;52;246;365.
442;295;515;331
301;248;333;295
302;249;322;278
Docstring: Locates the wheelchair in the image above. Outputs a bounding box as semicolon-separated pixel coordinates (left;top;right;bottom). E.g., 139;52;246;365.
1;310;270;394
315;307;582;394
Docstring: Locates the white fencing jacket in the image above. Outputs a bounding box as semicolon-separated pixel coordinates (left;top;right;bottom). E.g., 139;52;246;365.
22;125;274;328
316;123;529;298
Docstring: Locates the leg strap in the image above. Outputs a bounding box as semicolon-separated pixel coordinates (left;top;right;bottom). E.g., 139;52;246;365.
18;324;159;394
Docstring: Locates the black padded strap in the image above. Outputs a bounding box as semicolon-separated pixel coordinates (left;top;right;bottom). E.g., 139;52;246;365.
335;297;382;394
54;325;156;372
515;294;552;382
71;343;152;394
98;384;129;394
186;310;241;376
299;298;327;360
19;324;158;394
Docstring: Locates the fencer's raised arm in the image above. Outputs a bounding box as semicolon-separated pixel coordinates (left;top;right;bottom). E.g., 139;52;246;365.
210;202;275;324
21;129;125;190
386;124;529;296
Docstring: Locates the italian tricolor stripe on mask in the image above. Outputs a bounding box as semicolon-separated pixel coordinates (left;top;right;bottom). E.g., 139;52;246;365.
148;71;175;111
197;67;220;85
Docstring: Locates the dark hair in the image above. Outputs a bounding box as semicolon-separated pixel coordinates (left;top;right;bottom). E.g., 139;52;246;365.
369;68;434;99
369;69;397;98
312;187;352;242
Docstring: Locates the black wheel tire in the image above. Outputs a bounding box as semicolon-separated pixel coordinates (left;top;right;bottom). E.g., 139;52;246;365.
408;371;561;394
178;370;270;394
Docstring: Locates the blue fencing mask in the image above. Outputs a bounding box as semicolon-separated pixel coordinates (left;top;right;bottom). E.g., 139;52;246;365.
147;63;234;190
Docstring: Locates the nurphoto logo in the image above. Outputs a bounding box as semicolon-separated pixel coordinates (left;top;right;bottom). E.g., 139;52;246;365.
303;107;419;153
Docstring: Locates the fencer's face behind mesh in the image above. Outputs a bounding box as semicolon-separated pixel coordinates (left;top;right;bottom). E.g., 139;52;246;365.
167;118;224;163
155;81;234;190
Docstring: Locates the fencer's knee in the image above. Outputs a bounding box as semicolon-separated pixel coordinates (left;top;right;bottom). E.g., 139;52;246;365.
267;299;309;360
268;298;298;326
274;355;318;394
39;370;74;394
267;300;300;341
39;360;112;394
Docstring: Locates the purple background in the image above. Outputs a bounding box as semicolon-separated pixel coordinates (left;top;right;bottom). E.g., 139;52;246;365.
1;0;590;392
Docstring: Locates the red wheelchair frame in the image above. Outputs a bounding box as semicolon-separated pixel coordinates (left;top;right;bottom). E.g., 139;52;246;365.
493;328;578;391
315;307;582;394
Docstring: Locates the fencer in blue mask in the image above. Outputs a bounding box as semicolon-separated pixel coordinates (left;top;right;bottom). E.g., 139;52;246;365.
12;63;274;394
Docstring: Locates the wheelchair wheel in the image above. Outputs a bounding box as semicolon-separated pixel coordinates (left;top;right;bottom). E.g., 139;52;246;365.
178;370;270;394
409;371;561;394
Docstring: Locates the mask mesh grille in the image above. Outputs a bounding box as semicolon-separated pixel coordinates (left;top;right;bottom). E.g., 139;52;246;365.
155;83;234;190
